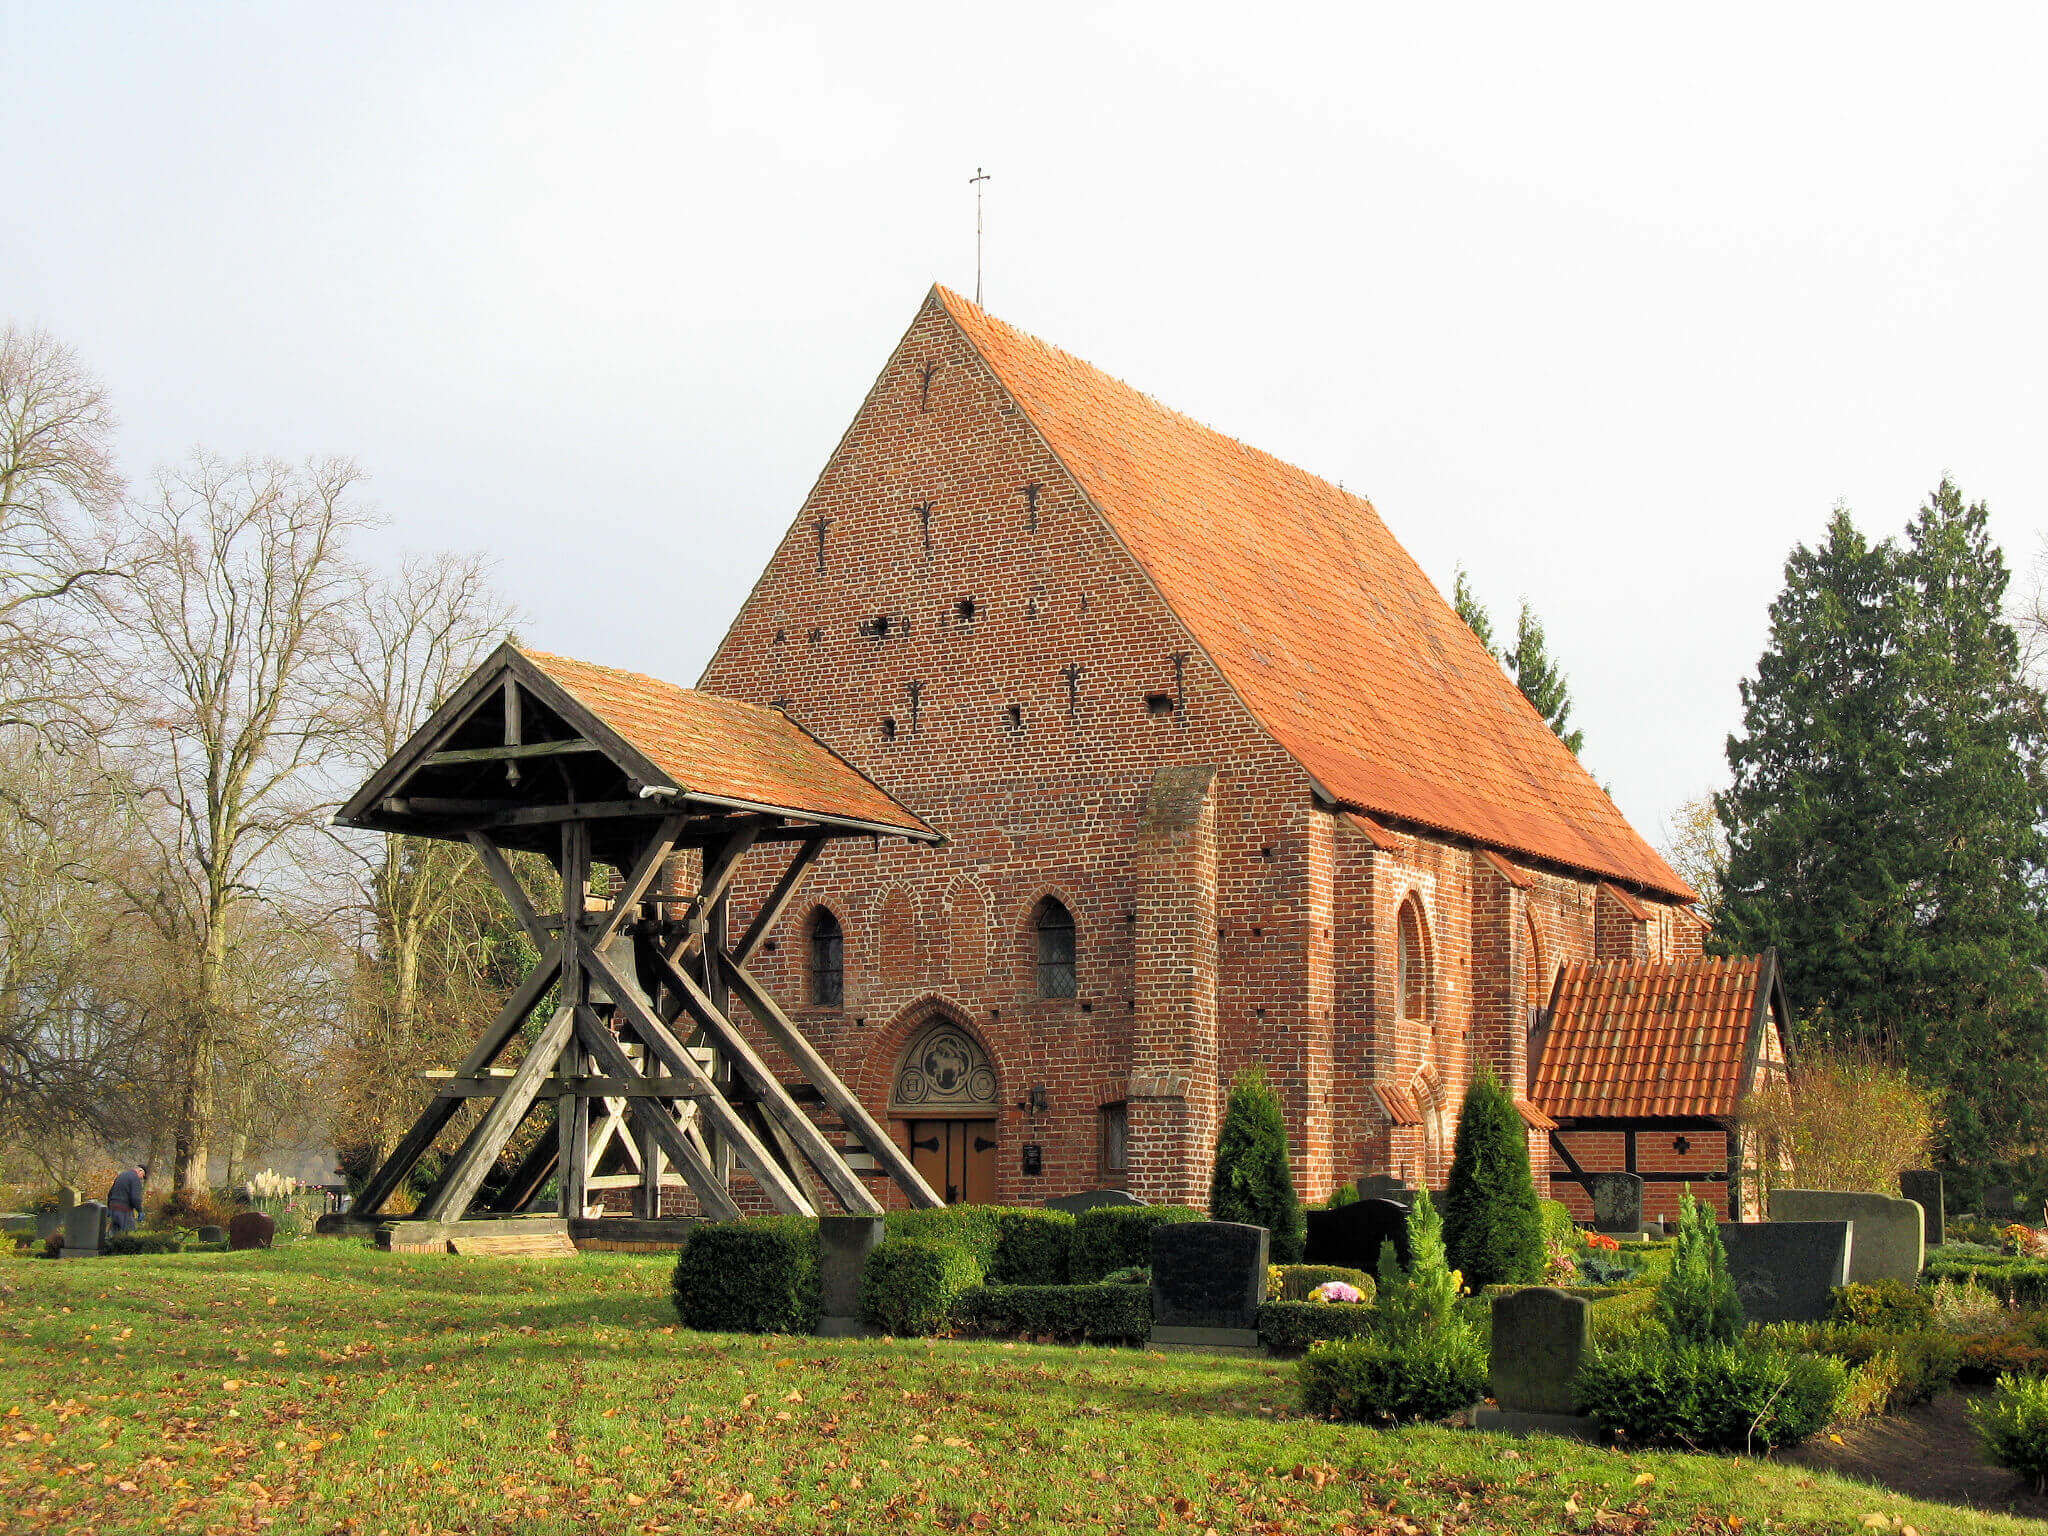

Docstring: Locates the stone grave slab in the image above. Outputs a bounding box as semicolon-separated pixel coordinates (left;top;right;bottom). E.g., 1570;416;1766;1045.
197;1225;226;1245
1046;1189;1141;1215
1305;1198;1410;1274
1898;1171;1944;1249
1984;1184;2021;1222
1354;1175;1413;1206
1771;1190;1923;1283
227;1211;276;1251
817;1215;884;1337
1719;1221;1851;1323
1149;1220;1267;1353
1474;1286;1598;1439
61;1200;107;1258
1588;1173;1645;1234
56;1187;78;1212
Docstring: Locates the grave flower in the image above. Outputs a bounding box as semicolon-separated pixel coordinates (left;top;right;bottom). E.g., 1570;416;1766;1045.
1308;1280;1365;1305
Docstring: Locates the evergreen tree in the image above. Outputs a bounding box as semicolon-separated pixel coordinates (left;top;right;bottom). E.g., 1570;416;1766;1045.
1208;1066;1306;1260
1440;1065;1546;1289
1718;483;2048;1182
1506;602;1585;755
1372;1183;1463;1343
1655;1188;1741;1344
1452;565;1496;655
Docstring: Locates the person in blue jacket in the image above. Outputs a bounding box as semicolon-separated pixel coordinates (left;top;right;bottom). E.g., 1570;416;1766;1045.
106;1163;146;1232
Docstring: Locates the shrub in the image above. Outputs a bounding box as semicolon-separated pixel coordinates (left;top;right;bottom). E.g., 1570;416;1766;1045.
1371;1185;1458;1345
1973;1373;2048;1490
1441;1066;1544;1289
1259;1299;1383;1354
1956;1334;2048;1383
1101;1265;1148;1286
861;1238;982;1336
1587;1288;1659;1348
1070;1205;1203;1282
103;1231;184;1256
1829;1280;1934;1330
1734;1046;1938;1204
884;1205;1073;1284
1768;1323;1962;1411
1298;1326;1488;1424
1321;1183;1360;1209
155;1188;236;1231
1270;1264;1373;1302
1927;1255;2048;1309
1656;1189;1741;1345
1930;1276;2011;1334
1208;1067;1305;1261
1574;1337;1845;1450
953;1283;1151;1345
671;1215;821;1334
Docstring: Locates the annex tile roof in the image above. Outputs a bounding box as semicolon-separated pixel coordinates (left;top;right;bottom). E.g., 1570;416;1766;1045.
1373;1083;1423;1127
520;650;938;838
932;287;1692;901
1530;956;1783;1121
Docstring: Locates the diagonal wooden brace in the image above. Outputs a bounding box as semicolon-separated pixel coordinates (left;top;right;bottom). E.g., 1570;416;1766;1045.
415;1005;579;1224
572;1010;741;1221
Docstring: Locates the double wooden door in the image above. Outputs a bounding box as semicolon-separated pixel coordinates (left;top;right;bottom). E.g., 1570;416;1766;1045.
908;1119;997;1205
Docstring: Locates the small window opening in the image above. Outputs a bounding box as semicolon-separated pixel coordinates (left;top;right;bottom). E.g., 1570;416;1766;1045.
957;597;979;623
807;908;844;1008
859;615;898;639
1100;1102;1129;1172
881;717;898;741
1397;896;1429;1022
1144;692;1176;716
1034;897;1076;999
1005;703;1023;733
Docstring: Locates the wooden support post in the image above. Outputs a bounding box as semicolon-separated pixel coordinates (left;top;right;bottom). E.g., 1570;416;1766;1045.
732;835;827;966
572;1012;743;1221
558;1037;590;1219
414;1006;579;1224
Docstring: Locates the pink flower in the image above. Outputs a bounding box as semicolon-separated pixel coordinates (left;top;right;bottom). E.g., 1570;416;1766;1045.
1309;1281;1365;1305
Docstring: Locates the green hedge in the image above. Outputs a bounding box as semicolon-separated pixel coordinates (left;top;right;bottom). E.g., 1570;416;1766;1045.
885;1206;1075;1285
102;1231;185;1256
1298;1327;1488;1424
1926;1255;2048;1307
1574;1338;1844;1450
954;1283;1151;1345
1070;1205;1204;1282
671;1215;821;1334
862;1237;982;1336
1258;1300;1381;1354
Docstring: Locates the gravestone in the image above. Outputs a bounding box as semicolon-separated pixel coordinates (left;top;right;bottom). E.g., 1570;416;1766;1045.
816;1215;884;1338
1898;1172;1944;1250
1355;1175;1413;1206
1718;1221;1851;1323
1588;1173;1645;1234
1985;1184;2021;1222
227;1211;276;1251
56;1187;78;1212
61;1200;107;1258
197;1225;226;1245
1474;1287;1598;1438
1305;1198;1410;1273
1149;1221;1267;1353
1046;1188;1142;1215
35;1211;61;1241
1771;1190;1923;1283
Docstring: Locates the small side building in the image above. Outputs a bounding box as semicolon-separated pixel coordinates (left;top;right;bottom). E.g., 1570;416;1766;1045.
1531;951;1792;1222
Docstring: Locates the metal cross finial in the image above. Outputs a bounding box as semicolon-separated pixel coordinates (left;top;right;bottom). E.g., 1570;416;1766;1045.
970;167;991;306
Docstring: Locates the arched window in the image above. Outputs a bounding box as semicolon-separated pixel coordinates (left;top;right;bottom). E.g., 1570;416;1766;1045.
1396;896;1428;1021
1034;897;1076;999
807;907;844;1008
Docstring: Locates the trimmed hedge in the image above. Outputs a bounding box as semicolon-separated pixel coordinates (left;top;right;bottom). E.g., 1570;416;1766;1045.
1574;1338;1844;1449
1071;1205;1204;1282
1258;1300;1381;1354
1298;1327;1487;1424
671;1215;821;1334
1586;1287;1659;1348
102;1231;185;1256
862;1237;982;1336
1927;1255;2048;1308
954;1283;1151;1345
885;1205;1075;1285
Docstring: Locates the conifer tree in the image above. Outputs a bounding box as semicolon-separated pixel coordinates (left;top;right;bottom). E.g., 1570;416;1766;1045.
1208;1066;1306;1260
1452;565;1496;655
1372;1183;1463;1343
1506;602;1585;755
1655;1188;1741;1344
1440;1066;1545;1289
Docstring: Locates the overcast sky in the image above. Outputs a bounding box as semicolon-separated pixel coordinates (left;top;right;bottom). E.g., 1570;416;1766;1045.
5;3;2044;846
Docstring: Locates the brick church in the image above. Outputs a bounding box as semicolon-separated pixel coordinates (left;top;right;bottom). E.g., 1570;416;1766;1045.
698;286;1782;1220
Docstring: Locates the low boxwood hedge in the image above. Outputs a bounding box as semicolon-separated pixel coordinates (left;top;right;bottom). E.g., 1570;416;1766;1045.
102;1231;185;1256
1258;1300;1380;1354
1070;1205;1203;1282
671;1214;821;1334
862;1237;983;1336
1927;1255;2048;1308
954;1283;1151;1345
1298;1327;1488;1424
1574;1338;1845;1449
885;1205;1075;1285
1270;1264;1372;1302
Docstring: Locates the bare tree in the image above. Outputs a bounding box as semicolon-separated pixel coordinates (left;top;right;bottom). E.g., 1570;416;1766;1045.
107;453;377;1193
329;552;521;1154
1660;792;1729;931
0;325;124;734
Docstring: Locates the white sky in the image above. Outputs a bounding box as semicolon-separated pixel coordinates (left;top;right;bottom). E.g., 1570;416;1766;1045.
6;3;2045;845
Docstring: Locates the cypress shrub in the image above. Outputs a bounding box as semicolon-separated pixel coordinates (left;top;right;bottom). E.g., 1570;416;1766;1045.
1440;1065;1544;1289
1070;1205;1203;1281
860;1237;982;1336
1372;1184;1460;1345
671;1215;821;1334
1657;1188;1742;1345
1208;1066;1306;1261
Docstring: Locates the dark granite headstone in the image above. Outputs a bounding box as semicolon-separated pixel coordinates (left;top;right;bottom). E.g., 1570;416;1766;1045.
1150;1221;1267;1330
1985;1184;2021;1222
817;1215;884;1336
197;1225;226;1245
1490;1287;1592;1416
61;1200;107;1257
227;1211;275;1251
1718;1220;1851;1323
1588;1172;1645;1234
1355;1175;1413;1206
1046;1188;1142;1215
35;1211;60;1241
1305;1198;1410;1273
1899;1171;1943;1248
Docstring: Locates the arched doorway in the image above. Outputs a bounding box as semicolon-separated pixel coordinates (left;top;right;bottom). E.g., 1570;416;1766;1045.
890;1017;1000;1204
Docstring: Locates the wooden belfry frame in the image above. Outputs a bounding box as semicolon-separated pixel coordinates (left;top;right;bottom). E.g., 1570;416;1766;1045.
336;644;946;1227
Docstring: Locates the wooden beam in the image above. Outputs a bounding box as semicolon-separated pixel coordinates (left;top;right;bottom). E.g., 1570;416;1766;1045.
719;953;942;1208
469;832;549;950
427;739;602;767
572;1011;743;1221
422;1074;716;1098
581;945;816;1216
487;799;679;829
493;1135;558;1215
415;1005;579;1224
732;835;827;965
591;813;687;952
650;946;883;1214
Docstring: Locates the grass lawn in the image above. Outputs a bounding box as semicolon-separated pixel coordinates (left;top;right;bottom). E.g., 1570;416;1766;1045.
0;1240;2034;1535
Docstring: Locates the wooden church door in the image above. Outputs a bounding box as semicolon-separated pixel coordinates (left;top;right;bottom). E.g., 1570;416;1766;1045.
908;1120;997;1205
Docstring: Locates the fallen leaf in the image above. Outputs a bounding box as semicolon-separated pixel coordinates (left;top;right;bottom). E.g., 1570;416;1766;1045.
1632;1473;1654;1487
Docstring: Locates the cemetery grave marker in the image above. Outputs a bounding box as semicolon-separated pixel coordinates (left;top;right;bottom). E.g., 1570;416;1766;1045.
1718;1220;1851;1323
61;1200;107;1258
1045;1189;1141;1215
1770;1190;1923;1284
1587;1172;1644;1234
1474;1286;1598;1439
1149;1220;1267;1354
228;1211;276;1251
1898;1171;1943;1249
1305;1197;1410;1273
817;1214;885;1337
1354;1175;1412;1206
1985;1184;2021;1222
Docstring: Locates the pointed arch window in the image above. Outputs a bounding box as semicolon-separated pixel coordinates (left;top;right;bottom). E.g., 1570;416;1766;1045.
807;907;844;1008
1396;896;1429;1022
1034;897;1077;999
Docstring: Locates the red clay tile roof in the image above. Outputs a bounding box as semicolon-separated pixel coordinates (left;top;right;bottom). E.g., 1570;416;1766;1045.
1531;956;1777;1120
520;649;937;838
1514;1099;1559;1132
1373;1084;1424;1127
932;287;1692;902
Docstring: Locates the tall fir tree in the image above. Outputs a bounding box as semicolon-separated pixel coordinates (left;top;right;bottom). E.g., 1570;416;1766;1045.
1718;483;2048;1185
1506;602;1585;755
1440;1066;1545;1289
1452;565;1496;654
1208;1066;1307;1260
